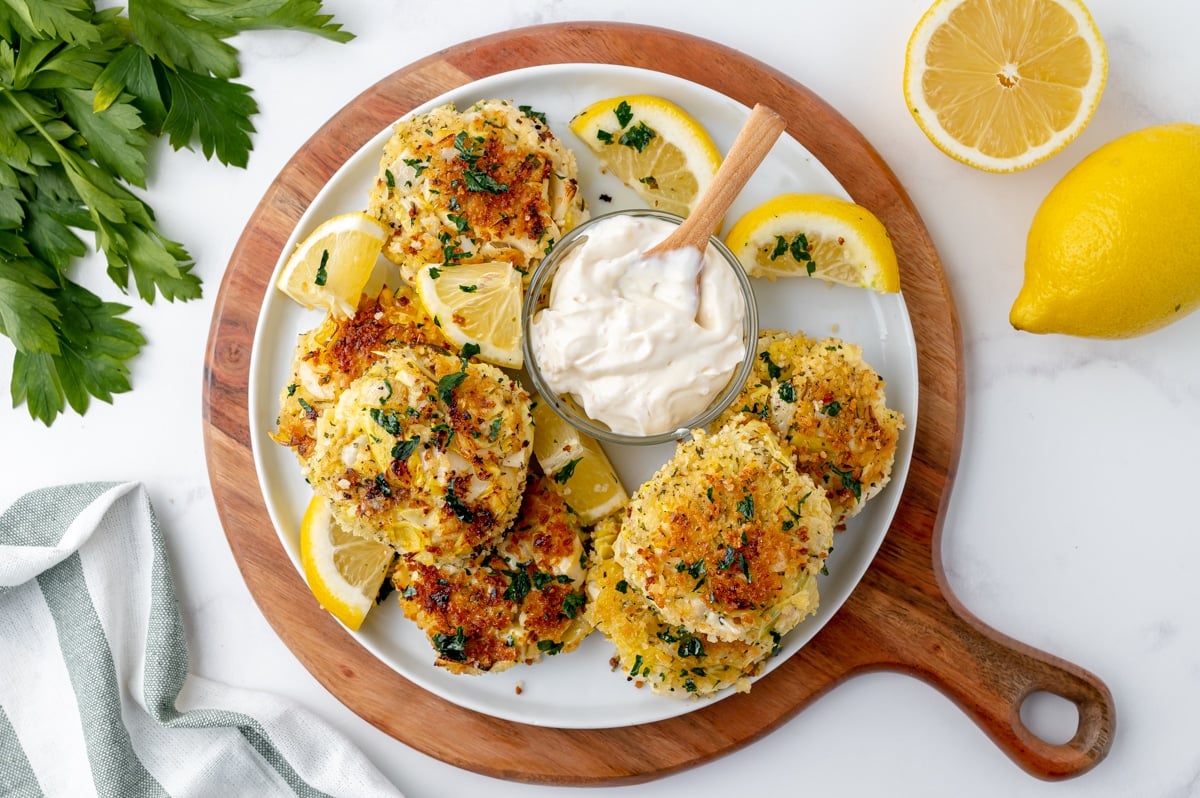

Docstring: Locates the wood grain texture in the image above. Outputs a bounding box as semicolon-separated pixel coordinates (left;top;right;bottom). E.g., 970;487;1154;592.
202;22;1115;785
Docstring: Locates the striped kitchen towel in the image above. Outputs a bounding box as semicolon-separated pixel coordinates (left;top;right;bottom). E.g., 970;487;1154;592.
0;482;403;798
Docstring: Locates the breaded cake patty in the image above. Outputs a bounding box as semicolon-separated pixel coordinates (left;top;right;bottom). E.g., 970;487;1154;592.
391;475;590;674
613;419;834;644
587;516;779;698
305;345;532;560
715;330;905;524
367;99;588;283
272;285;448;460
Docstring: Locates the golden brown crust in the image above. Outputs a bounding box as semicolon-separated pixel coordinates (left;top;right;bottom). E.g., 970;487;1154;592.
715;330;905;524
305;346;532;559
614;419;834;644
368;100;587;283
272;285;448;459
392;475;590;674
585;515;778;698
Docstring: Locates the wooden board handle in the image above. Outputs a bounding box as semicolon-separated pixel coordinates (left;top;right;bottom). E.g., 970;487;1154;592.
912;604;1116;779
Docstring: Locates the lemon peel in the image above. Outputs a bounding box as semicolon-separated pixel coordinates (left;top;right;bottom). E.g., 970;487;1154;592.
1011;123;1200;338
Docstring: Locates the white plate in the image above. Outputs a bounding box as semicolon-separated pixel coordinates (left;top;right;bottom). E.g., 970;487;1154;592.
248;63;918;729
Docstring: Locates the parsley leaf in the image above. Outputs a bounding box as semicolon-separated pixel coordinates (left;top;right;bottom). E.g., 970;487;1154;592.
0;0;352;425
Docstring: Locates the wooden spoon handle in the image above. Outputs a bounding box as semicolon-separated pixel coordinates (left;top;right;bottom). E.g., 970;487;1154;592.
649;103;788;254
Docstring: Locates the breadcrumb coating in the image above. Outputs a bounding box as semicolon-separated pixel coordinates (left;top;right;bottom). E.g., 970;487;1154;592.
367;99;587;284
392;475;590;674
715;330;904;524
614;418;834;645
305;345;532;560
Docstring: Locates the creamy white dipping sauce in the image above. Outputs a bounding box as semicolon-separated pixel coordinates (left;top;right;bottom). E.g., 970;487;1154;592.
529;214;746;436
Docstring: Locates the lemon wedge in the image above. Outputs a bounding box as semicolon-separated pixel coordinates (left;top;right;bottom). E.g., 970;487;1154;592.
723;193;900;291
276;211;388;317
569;95;721;216
413;260;524;368
531;396;628;525
299;495;394;631
1011;123;1200;338
903;0;1107;173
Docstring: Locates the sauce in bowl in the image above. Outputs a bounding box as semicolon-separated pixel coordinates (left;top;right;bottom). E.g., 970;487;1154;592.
527;212;753;438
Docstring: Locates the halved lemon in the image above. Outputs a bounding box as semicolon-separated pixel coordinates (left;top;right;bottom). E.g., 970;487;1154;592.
903;0;1107;173
413;260;523;368
723;193;901;292
276;211;388;317
531;396;628;525
569;95;722;216
299;495;395;631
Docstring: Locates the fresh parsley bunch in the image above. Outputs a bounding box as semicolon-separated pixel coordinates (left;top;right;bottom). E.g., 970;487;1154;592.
0;0;352;424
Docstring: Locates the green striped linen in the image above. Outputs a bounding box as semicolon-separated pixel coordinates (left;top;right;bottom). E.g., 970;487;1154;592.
0;482;404;798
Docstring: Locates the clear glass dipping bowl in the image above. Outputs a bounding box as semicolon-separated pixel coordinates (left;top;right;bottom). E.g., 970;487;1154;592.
521;208;759;446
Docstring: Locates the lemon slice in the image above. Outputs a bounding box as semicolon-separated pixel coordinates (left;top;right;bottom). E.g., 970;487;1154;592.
723;193;900;291
413;260;523;368
299;495;394;631
569;95;721;216
531;396;628;525
903;0;1107;173
276;211;388;317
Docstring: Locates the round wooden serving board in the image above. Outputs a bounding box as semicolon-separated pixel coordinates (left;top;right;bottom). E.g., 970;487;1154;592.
203;22;1115;786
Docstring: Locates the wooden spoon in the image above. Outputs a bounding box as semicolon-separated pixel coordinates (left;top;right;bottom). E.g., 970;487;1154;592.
647;103;788;257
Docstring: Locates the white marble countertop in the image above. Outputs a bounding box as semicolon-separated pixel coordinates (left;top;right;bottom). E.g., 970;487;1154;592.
3;1;1199;795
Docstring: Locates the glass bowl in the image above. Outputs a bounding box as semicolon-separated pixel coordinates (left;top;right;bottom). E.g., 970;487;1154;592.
522;208;759;446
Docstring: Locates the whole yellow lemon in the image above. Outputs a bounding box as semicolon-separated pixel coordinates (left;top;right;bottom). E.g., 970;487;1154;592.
1010;122;1200;338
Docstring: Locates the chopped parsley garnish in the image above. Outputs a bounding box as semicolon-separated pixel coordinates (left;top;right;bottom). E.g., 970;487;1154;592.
614;101;634;127
443;486;475;522
432;626;468;662
596;129;614;144
676;635;705;659
452;131;482;164
286;384;298;396
615;579;629;594
759;351;783;380
447;212;469;233
403;157;428;177
488;416;503;441
782;492;811;531
537;639;564;655
822;400;843;416
828;464;863;500
459;284;478;293
464;169;508;193
736;494;755;521
384;169;395;189
428;266;442;279
437;370;467;404
502;566;532;603
461;342;481;359
400;584;417;600
619;122;656;152
778;381;796;403
296;397;315;417
560;592;586;619
629;654;644;677
373;473;391;497
314;249;329;286
519;105;548;125
391;435;420;461
553;457;582;484
369;407;402;436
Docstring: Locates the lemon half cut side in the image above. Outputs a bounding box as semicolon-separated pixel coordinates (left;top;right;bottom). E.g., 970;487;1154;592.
903;0;1107;173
